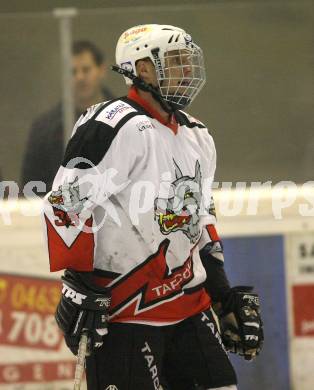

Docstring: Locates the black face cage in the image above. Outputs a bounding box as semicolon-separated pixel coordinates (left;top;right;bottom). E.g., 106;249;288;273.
153;42;206;110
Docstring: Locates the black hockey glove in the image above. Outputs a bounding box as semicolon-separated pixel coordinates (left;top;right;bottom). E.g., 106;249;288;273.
55;269;111;356
219;286;264;361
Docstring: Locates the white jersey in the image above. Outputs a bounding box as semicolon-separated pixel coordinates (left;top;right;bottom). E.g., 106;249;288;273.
43;88;218;326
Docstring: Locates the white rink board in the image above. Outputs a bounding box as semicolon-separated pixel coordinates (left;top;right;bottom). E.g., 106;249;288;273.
0;189;313;389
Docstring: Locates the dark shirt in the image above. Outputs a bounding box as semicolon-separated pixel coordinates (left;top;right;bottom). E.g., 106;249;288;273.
21;87;114;196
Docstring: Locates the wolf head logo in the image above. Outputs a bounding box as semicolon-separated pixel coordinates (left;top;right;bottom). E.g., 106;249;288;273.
48;176;88;215
154;160;202;243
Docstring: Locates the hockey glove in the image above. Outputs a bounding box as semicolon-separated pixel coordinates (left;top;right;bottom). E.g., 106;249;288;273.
55;269;111;356
219;286;264;361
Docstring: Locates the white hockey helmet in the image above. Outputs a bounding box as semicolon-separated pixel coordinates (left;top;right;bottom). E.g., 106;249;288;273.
115;24;206;110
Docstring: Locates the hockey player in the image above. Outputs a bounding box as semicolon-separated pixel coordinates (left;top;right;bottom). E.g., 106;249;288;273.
43;24;263;390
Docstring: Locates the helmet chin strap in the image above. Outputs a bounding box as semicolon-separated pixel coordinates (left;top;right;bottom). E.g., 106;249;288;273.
111;65;179;114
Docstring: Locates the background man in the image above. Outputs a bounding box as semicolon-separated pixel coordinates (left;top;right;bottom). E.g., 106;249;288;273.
21;40;114;194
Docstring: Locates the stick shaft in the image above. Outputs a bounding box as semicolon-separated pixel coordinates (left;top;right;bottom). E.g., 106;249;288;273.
73;333;88;390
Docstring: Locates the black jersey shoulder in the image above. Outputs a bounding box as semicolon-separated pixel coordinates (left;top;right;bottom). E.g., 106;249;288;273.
62;97;146;169
176;110;207;129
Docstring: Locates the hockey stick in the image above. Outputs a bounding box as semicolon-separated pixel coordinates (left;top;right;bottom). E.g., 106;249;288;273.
73;331;89;390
